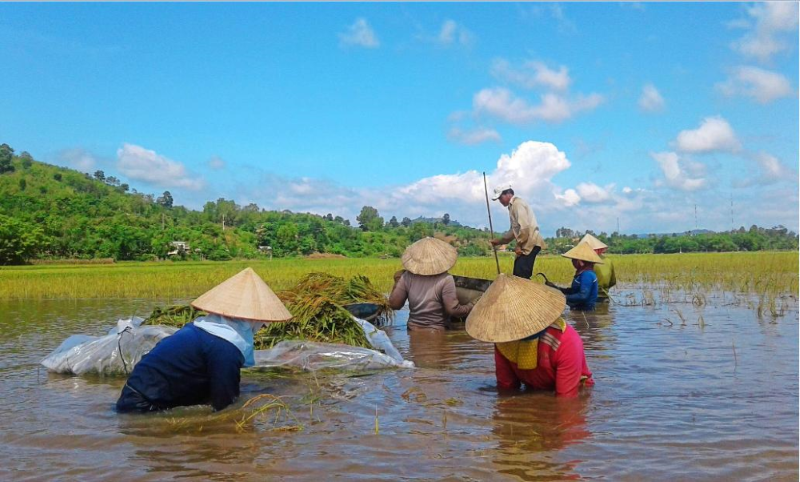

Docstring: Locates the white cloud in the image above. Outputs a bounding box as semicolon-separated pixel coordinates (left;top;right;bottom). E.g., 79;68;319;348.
447;127;501;145
576;182;615;203
491;59;572;91
438;19;474;47
716;65;793;104
674;116;741;153
731;2;799;62
736;151;796;187
339;18;379;49
208;155;226;170
116;143;205;191
473;88;603;124
57;147;98;172
652;151;707;191
555;188;581;207
638;83;665;112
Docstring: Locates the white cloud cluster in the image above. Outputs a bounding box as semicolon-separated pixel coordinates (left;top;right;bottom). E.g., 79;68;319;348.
473;87;603;124
673;116;741;153
339;18;379;49
638;83;665;112
731;2;799;62
438;20;474;47
447;127;501;145
651;151;707;192
57;147;98;172
117;143;205;191
208;155;226;170
491;59;571;91
716;65;793;104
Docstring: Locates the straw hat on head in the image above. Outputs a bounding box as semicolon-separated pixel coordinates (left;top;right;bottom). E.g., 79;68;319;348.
579;233;608;250
466;274;566;343
562;242;603;264
191;267;293;322
401;237;458;276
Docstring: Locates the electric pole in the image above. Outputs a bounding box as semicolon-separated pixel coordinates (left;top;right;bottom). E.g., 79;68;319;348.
694;204;698;233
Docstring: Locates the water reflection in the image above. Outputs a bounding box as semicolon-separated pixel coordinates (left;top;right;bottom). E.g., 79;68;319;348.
0;291;797;480
490;393;592;480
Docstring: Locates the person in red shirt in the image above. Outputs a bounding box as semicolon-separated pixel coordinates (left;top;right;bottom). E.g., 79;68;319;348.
466;273;594;398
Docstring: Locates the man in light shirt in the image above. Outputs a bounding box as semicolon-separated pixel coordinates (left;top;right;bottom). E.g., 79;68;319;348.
489;184;547;279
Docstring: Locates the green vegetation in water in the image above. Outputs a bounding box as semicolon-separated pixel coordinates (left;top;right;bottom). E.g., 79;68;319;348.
143;272;388;349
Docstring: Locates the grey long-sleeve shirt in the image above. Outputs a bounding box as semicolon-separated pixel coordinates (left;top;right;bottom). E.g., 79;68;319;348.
388;271;473;331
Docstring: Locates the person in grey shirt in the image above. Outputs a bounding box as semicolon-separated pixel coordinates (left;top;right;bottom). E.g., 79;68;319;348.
489;184;547;279
389;237;474;331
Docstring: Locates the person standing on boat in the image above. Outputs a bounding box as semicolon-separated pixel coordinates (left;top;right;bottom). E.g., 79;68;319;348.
466;274;594;397
579;233;616;301
489;185;546;279
116;268;293;413
389;237;474;331
545;242;602;311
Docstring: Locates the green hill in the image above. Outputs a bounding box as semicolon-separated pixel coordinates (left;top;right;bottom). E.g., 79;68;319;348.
0;144;492;264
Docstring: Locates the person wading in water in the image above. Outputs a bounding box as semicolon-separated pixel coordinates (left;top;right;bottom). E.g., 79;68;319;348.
116;268;292;413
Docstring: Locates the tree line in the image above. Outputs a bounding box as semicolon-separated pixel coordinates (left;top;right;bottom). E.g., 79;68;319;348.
0;144;795;264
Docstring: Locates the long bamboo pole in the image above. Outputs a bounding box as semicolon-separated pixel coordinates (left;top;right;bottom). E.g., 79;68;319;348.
483;172;501;275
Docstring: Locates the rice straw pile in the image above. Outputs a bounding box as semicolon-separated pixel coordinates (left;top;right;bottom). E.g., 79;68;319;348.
143;272;392;349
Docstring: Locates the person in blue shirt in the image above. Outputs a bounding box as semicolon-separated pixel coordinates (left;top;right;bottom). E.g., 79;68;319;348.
116;268;293;413
545;242;604;311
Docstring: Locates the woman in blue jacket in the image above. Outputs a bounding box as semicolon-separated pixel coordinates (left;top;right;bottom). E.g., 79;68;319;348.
116;268;293;413
546;242;603;311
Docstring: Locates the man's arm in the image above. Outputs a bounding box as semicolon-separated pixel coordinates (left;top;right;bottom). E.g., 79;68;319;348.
441;276;473;318
565;272;594;305
388;272;409;310
207;344;244;411
554;337;584;398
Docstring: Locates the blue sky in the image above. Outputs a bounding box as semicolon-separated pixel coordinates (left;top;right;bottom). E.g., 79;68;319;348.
1;2;797;234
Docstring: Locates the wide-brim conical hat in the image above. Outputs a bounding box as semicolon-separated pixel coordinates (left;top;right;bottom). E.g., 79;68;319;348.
579;233;607;250
562;242;603;264
401;237;457;275
466;274;566;343
191;268;293;322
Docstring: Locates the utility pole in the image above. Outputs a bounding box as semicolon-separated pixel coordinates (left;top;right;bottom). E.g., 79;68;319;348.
616;217;620;235
162;212;165;231
222;213;226;231
730;194;734;232
694;204;698;233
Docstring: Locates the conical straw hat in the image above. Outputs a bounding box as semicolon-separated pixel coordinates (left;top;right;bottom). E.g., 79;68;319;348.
401;237;458;276
579;233;608;250
466;274;566;343
562;242;603;264
191;268;293;322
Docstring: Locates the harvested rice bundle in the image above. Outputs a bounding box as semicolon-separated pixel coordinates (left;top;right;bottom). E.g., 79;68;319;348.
142;273;390;349
143;305;206;328
254;294;370;349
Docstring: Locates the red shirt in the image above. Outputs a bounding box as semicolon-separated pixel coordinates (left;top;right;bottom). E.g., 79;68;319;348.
494;324;594;398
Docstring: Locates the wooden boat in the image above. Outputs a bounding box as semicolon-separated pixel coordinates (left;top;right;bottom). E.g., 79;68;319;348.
452;274;492;305
344;302;381;322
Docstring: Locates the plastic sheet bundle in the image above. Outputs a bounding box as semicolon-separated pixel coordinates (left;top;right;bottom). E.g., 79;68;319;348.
42;316;412;376
41;317;177;377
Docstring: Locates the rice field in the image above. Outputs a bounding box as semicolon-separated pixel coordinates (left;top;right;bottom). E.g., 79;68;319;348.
0;251;796;301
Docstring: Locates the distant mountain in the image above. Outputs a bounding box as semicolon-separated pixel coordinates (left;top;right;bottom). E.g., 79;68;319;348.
411;216;463;227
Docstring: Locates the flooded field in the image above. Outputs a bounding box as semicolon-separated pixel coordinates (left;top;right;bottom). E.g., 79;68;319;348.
1;286;797;481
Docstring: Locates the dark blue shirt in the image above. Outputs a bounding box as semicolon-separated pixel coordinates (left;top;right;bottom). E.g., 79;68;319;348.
116;322;244;412
562;270;598;310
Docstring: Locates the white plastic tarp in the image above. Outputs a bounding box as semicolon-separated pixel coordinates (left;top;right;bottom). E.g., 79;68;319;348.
42;315;412;377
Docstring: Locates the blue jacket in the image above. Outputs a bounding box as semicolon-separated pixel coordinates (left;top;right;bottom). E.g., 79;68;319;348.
561;270;598;310
116;323;244;412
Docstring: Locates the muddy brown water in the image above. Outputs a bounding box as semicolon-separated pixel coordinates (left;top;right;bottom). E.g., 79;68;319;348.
0;289;797;481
